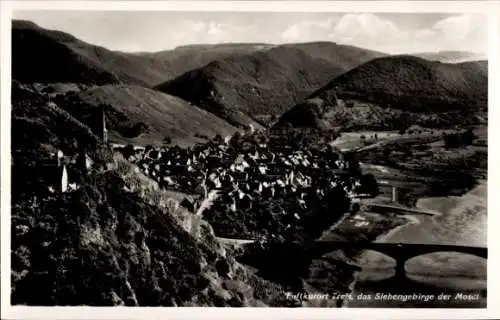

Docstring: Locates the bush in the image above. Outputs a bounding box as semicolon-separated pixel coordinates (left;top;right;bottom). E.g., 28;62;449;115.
212;134;223;144
444;129;477;149
359;174;379;197
163;136;172;145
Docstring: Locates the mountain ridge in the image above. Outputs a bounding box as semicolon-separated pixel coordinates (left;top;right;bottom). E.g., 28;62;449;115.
11;20;274;86
410;50;487;63
278;55;487;130
309;55;487;112
156;42;387;127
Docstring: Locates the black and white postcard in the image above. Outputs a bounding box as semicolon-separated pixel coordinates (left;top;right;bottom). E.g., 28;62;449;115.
1;1;499;319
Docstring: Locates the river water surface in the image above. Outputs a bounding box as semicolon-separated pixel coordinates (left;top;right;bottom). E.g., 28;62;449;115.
346;180;487;307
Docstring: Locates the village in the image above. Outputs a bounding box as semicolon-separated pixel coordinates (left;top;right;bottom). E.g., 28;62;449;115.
111;125;379;240
13;104;379;242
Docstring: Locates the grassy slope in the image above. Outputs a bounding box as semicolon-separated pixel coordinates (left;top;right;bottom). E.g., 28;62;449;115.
12;20;272;87
64;84;239;146
155;43;386;128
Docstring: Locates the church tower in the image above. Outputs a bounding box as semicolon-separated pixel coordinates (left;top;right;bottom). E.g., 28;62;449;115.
101;105;108;144
88;105;108;143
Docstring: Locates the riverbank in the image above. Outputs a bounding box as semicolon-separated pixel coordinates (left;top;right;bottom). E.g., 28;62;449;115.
335;213;420;307
302;130;487;307
303;209;410;307
235;179;486;307
345;180;487;308
386;180;486;246
331;179;483;307
414;180;486;247
233;207;409;307
375;214;421;243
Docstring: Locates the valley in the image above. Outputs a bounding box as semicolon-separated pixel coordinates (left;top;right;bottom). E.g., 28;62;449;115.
9;17;488;308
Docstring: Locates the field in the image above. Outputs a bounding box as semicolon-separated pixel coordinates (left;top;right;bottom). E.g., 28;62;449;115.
331;131;400;151
337;126;487;206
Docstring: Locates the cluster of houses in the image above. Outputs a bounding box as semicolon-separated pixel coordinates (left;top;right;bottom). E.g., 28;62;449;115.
13;106;369;240
14;109;370;241
15;101;369;240
113;128;367;237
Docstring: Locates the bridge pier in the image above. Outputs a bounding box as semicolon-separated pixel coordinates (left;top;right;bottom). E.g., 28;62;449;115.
395;260;406;278
311;241;487;281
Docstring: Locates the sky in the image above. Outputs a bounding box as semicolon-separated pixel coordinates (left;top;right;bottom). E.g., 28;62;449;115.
12;11;488;54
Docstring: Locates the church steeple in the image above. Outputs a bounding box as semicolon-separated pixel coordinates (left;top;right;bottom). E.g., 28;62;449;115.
101;105;108;144
85;105;109;143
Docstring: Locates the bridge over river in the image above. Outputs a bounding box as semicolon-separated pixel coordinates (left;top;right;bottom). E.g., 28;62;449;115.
311;240;487;278
216;236;486;279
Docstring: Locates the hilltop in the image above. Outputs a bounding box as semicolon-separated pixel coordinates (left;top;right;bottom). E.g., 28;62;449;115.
313;55;487;113
53;84;239;146
278;55;487;130
12;20;120;85
285;42;386;69
12;20;271;86
155;42;386;127
139;43;275;83
12;20;386;130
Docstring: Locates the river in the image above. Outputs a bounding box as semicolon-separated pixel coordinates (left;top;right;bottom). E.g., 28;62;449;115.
345;180;487;308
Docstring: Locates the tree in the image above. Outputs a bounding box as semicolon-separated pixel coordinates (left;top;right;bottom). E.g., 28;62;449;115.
444;129;476;149
290;131;306;149
163;136;172;145
321;91;338;107
462;128;476;145
360;174;379;197
42;86;55;94
344;153;362;177
212;134;223;144
444;134;459;148
382;148;391;159
230;131;243;148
